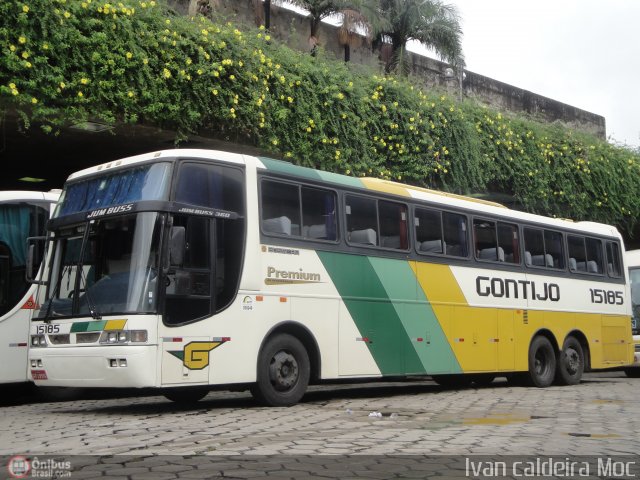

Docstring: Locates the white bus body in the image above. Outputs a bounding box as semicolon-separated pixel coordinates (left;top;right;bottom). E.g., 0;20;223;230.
0;190;59;385
28;150;634;405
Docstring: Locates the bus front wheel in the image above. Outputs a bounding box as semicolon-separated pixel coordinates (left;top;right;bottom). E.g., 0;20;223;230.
555;336;584;385
251;334;310;407
528;336;556;387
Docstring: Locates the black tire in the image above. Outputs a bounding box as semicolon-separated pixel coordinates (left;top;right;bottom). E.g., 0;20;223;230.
527;336;556;387
431;374;472;389
163;387;209;403
555;336;584;385
624;368;640;378
251;334;310;407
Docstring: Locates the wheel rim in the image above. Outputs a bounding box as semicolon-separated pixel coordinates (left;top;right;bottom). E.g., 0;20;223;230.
534;348;550;377
269;350;299;392
564;347;581;376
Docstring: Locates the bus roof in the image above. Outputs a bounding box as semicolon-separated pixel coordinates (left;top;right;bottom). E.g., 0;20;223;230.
64;149;621;240
0;190;60;203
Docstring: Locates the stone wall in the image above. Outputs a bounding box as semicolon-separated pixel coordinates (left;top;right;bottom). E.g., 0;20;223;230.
171;0;606;139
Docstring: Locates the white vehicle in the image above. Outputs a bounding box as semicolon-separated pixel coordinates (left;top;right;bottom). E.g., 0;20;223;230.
0;190;59;386
625;249;640;377
28;150;634;405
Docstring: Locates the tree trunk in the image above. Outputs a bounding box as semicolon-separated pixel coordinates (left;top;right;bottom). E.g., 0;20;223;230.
264;0;271;29
344;44;351;62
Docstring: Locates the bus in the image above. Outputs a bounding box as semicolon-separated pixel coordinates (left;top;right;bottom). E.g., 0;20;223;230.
28;149;634;406
0;190;59;387
624;249;640;377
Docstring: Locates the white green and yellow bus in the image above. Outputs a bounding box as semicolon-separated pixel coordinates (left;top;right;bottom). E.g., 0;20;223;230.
0;190;59;387
28;150;634;405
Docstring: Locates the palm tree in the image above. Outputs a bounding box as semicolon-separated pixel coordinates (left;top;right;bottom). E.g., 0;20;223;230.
375;0;464;75
337;8;373;62
287;0;374;55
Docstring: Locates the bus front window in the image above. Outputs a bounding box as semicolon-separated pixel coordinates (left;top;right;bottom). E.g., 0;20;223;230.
37;212;162;319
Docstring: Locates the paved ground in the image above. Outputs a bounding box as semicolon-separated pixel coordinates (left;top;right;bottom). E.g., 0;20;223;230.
1;371;639;478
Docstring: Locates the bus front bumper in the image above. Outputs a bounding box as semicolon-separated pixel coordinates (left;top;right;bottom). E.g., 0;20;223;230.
29;345;157;388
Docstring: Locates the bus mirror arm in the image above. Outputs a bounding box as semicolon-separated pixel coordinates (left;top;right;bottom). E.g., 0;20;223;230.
25;236;47;285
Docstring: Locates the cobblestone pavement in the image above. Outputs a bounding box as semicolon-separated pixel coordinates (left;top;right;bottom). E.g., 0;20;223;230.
1;371;639;478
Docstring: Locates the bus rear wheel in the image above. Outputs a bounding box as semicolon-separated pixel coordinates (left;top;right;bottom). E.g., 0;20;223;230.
555;336;584;385
251;334;310;407
624;368;640;378
528;336;556;387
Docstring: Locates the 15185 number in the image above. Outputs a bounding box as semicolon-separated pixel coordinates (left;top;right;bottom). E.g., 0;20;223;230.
589;289;623;305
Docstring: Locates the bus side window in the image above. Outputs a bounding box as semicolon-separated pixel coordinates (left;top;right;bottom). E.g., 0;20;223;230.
415;207;444;254
0;245;9;309
261;180;300;236
585;237;603;274
443;212;468;257
606;241;622;278
568;235;587;272
346;195;378;246
301;186;337;241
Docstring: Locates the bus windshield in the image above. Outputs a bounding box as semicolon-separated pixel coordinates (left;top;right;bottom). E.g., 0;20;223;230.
55;162;172;218
36;212;162;319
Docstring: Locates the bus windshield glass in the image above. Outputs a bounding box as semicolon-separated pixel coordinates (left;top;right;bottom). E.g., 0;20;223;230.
36;212;162;319
55;162;171;218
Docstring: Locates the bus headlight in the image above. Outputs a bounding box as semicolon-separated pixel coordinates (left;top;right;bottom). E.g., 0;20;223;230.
99;330;147;344
31;335;47;347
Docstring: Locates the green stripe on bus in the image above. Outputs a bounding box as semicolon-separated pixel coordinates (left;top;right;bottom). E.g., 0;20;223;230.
317;252;421;375
368;257;462;375
70;321;106;333
259;157;364;189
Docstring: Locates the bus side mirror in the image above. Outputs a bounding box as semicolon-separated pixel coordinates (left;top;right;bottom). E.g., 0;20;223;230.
26;236;47;285
169;226;185;268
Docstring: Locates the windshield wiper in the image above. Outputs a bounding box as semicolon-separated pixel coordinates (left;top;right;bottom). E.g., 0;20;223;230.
42;265;69;322
80;267;101;320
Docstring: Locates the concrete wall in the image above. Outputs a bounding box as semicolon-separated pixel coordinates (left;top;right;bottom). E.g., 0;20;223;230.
172;0;606;139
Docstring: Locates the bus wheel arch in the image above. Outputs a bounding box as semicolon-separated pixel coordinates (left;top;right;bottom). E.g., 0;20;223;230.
260;321;321;383
251;322;319;407
555;331;587;385
527;330;558;388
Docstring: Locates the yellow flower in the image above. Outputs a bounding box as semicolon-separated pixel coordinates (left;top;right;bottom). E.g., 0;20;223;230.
142;58;148;65
31;97;37;104
78;91;83;97
127;91;134;97
64;11;70;18
162;68;171;78
22;5;29;13
59;82;66;88
42;43;49;49
24;61;32;68
18;36;26;44
80;78;89;85
126;52;132;59
9;45;16;51
21;51;29;59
